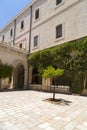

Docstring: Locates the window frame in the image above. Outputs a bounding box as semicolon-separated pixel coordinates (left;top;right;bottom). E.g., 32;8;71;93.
2;35;5;41
34;7;41;22
55;23;64;41
35;8;40;20
21;20;24;30
55;0;64;8
56;24;62;39
34;35;39;48
56;0;62;6
19;43;22;49
10;28;13;38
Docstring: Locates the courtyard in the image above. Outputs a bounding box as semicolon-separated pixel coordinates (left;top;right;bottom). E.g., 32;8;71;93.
0;91;87;130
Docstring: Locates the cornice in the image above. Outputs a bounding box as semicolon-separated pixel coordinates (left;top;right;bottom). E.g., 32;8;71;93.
0;41;28;56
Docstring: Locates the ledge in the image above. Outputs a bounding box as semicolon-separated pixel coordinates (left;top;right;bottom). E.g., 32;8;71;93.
0;41;28;56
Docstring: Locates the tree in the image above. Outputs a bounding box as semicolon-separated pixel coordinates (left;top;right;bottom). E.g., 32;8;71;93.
28;48;54;73
53;39;87;93
42;66;64;100
28;36;87;94
0;64;13;79
63;38;87;94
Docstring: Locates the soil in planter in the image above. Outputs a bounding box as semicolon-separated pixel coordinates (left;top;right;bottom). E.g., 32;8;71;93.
43;98;72;105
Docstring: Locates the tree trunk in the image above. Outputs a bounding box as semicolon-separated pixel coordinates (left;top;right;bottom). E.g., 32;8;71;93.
53;85;55;101
83;74;86;90
69;80;72;93
81;74;87;95
53;78;56;100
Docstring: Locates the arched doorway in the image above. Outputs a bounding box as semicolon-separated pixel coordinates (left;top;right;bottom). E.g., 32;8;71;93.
32;67;42;85
16;64;24;89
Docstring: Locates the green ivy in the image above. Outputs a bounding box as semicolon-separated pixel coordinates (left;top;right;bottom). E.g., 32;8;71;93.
28;36;87;93
0;64;13;79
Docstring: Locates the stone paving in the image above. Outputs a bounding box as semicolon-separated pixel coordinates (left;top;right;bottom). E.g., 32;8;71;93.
0;91;87;130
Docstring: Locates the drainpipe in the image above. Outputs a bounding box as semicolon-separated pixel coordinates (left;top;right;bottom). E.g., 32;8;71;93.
29;5;32;53
13;19;16;45
27;5;32;89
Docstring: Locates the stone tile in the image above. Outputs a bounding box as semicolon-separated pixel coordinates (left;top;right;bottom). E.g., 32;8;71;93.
76;125;87;130
73;128;80;130
0;91;86;130
39;122;56;130
82;122;87;127
63;121;76;130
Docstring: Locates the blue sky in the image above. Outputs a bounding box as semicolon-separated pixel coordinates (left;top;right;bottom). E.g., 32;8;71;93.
0;0;32;29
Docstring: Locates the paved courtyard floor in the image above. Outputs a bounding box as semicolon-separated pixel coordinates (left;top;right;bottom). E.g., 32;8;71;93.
0;91;87;130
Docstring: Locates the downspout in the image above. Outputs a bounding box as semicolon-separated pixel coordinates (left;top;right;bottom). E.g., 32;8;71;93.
29;5;32;54
13;19;16;45
11;19;16;88
27;5;32;89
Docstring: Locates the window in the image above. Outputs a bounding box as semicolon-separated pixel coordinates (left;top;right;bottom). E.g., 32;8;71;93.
21;20;24;30
56;24;62;39
56;0;62;5
10;29;13;37
35;9;39;20
34;35;38;47
2;35;5;41
19;43;22;49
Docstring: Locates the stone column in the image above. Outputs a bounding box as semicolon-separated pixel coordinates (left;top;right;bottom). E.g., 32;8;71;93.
24;69;28;89
29;67;33;84
10;75;13;89
42;78;51;91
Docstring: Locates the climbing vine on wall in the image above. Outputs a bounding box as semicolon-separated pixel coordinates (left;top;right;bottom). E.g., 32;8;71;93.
0;64;13;79
28;36;87;93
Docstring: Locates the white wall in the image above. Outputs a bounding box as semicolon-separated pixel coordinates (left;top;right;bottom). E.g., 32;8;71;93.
31;0;87;52
0;0;87;53
0;7;30;51
0;22;14;45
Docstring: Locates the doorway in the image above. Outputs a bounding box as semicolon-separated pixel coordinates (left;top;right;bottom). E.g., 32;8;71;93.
16;64;24;89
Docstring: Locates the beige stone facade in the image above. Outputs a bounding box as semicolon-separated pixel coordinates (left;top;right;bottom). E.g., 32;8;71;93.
0;42;28;90
0;0;87;51
0;0;87;91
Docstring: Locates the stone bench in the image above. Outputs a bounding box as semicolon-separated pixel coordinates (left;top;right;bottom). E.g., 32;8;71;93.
51;85;70;93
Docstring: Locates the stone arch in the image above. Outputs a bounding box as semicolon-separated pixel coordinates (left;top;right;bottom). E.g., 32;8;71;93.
15;63;24;89
11;59;28;89
32;67;42;85
11;59;27;69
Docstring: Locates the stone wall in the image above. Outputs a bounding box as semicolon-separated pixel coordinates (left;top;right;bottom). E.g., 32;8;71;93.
0;0;87;53
0;42;28;90
0;0;87;92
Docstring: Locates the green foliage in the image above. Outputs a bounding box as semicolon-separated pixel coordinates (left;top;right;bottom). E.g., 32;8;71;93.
42;66;64;100
71;78;83;93
71;85;83;94
42;66;64;79
0;64;13;79
28;36;87;93
29;48;54;73
29;51;41;67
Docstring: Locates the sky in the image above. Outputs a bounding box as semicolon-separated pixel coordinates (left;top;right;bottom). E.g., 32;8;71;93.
0;0;32;29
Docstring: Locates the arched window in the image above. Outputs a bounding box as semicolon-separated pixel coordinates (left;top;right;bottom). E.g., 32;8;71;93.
32;67;42;85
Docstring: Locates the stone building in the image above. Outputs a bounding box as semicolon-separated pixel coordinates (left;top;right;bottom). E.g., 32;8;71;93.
0;0;87;91
0;42;28;90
